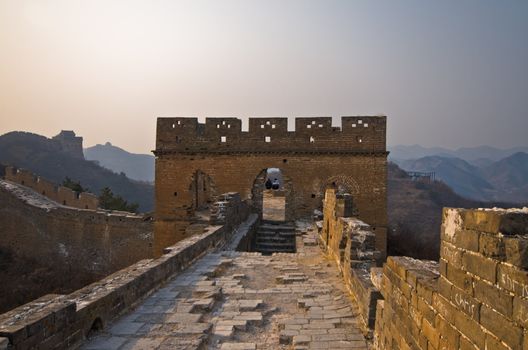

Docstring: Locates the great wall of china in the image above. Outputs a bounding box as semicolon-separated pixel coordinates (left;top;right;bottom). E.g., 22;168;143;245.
0;116;526;349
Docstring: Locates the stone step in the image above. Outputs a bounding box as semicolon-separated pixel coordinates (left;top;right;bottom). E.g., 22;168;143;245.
256;237;293;245
257;230;296;237
256;247;295;254
259;224;295;232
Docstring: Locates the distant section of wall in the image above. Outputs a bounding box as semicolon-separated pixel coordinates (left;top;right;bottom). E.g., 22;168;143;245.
4;166;99;210
374;207;528;350
0;192;255;350
0;179;153;313
319;188;382;337
52;130;84;159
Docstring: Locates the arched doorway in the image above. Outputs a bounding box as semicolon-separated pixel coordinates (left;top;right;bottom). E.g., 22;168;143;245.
251;168;293;221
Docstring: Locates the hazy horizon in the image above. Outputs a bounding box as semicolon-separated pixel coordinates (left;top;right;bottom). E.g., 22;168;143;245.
1;1;527;153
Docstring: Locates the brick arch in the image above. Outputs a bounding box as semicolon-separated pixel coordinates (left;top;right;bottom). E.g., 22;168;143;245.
250;168;294;221
320;174;360;196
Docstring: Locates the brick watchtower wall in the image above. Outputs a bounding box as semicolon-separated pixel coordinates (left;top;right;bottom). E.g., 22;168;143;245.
153;116;388;257
375;208;528;350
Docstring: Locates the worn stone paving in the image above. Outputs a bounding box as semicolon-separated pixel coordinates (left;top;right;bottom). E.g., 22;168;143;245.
82;225;368;350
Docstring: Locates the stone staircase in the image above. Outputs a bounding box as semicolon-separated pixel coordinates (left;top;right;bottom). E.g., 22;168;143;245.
254;220;296;254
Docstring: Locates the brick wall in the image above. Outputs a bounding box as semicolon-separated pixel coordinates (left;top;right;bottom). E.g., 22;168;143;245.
319;188;382;336
0;192;255;350
4;166;99;210
154;117;387;257
374;207;528;350
0;179;153;312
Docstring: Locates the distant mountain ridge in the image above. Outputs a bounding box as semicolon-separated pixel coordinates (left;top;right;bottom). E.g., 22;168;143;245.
389;144;528;163
0;132;154;212
84;142;155;183
394;152;528;203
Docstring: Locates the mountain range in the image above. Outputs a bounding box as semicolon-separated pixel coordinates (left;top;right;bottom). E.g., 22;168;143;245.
84;142;155;183
393;152;528;203
389;144;528;164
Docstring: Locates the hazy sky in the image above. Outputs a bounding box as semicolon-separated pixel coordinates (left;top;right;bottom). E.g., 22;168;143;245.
0;1;527;153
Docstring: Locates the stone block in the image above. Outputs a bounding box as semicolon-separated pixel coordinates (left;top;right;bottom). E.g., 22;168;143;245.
484;334;510;350
474;279;512;318
504;237;528;269
479;234;505;260
513;296;528;328
440;241;463;268
454;229;479;252
480;304;523;349
497;263;528;297
462;252;497;283
454;311;485;349
435;314;459;349
446;265;473;295
450;285;480;320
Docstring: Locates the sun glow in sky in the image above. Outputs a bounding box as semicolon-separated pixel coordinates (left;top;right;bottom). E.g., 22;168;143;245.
0;0;527;153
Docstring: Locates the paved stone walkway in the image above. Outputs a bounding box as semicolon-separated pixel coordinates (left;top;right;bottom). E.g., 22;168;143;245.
82;224;368;350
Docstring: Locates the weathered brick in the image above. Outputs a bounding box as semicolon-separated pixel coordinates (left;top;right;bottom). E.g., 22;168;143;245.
446;265;473;295
432;294;457;324
421;318;439;350
459;335;479;350
450;285;480;320
462;252;497;283
473;279;512;317
454;311;485;349
437;276;453;300
479;233;505;259
484;334;510;350
439;259;447;277
497;263;528;297
480;304;523;349
435;314;459;349
513;296;528;328
454;229;479;252
440;241;463;268
504;237;528;269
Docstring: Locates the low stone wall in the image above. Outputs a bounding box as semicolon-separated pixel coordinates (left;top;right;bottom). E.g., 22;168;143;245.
319;188;381;337
374;207;528;350
0;192;255;350
4;166;98;210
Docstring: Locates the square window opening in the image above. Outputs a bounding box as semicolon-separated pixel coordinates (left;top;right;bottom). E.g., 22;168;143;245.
221;136;227;143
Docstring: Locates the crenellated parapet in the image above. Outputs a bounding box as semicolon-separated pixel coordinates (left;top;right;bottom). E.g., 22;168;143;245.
3;166;98;210
155;116;386;154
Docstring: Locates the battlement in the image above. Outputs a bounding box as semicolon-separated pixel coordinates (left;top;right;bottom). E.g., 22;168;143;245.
3;166;98;210
155;116;387;154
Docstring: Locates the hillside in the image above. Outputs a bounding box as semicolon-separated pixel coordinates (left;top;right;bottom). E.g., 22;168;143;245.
387;162;519;260
0;132;154;212
84;142;155;183
396;156;494;201
482;152;528;203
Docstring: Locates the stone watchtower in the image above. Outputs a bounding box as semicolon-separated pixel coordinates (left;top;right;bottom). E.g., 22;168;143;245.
153;116;388;257
52;130;84;159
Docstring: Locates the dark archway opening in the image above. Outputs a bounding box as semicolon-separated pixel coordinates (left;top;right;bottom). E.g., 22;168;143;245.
251;168;293;222
250;168;296;254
